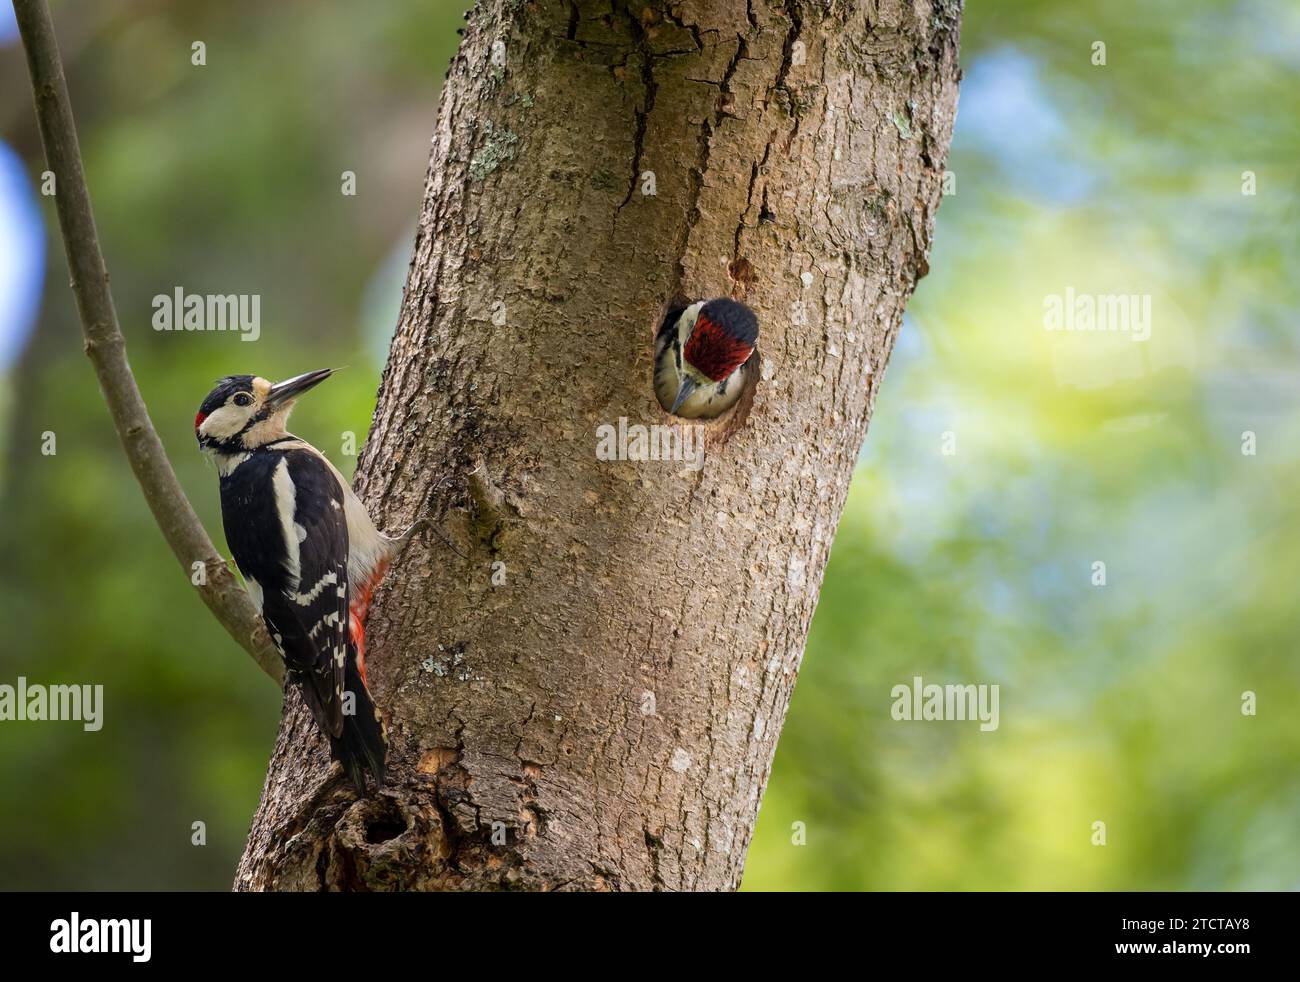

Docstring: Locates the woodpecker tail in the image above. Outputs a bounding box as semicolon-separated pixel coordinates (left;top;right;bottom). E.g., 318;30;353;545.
330;660;387;792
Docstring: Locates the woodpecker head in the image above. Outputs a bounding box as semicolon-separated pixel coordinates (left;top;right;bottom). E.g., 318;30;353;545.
668;298;759;414
195;368;334;454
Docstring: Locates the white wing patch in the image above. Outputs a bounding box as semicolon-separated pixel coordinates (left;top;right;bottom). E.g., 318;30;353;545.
271;457;302;588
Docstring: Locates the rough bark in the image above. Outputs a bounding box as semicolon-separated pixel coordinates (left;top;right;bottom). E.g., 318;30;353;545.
236;0;961;891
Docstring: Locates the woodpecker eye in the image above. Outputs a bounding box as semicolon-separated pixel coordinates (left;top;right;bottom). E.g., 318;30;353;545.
233;393;253;407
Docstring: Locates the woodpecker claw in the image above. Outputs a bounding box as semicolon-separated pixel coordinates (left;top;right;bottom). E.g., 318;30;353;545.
426;519;469;559
388;472;465;559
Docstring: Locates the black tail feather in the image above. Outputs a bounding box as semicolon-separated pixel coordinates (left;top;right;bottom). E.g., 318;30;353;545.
330;662;387;792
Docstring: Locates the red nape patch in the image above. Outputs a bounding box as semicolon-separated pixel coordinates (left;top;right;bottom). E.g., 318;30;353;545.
683;315;755;382
194;411;207;433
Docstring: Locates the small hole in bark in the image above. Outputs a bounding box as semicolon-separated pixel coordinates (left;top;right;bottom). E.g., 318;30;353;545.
365;817;407;844
361;800;410;844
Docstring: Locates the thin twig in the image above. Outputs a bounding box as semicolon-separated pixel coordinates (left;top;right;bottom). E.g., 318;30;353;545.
13;0;284;685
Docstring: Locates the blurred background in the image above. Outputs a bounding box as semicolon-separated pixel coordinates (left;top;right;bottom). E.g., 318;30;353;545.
0;0;1296;890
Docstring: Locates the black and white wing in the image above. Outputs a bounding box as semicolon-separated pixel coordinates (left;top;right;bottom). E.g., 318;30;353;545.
271;450;352;738
223;449;350;738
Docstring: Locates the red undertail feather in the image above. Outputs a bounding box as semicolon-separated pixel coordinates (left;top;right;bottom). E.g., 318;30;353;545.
348;555;392;687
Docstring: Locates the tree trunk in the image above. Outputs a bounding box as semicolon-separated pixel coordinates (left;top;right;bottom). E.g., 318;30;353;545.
236;0;960;891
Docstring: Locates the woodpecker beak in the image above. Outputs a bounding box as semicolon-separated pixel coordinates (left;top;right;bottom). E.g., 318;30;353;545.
266;368;335;408
670;377;698;415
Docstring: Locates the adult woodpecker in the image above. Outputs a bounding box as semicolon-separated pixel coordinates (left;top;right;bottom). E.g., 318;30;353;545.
654;297;759;419
195;369;406;791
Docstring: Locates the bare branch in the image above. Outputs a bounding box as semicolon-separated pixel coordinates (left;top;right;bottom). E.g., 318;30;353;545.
13;0;284;685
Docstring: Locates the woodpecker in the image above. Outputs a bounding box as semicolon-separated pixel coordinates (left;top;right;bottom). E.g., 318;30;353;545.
654;298;759;419
196;369;409;791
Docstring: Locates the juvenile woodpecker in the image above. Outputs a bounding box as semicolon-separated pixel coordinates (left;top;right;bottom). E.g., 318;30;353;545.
654;298;759;419
196;369;407;791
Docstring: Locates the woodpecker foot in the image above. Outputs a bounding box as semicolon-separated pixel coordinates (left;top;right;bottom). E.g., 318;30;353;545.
392;472;466;559
391;516;465;559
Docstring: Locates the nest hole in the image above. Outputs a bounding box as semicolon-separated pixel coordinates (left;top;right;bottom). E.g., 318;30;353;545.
360;799;411;844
